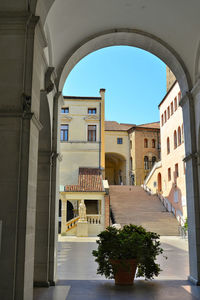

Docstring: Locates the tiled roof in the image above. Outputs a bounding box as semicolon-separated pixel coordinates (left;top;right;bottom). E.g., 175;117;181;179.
137;122;160;129
64;168;105;192
105;121;135;131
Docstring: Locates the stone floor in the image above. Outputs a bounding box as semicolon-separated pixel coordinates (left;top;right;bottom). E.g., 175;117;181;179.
34;236;200;300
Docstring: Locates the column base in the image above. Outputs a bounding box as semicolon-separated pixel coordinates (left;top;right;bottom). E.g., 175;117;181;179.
188;275;200;285
49;280;56;286
77;222;88;237
34;281;50;287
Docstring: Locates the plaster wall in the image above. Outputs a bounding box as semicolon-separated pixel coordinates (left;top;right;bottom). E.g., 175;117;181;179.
60;98;101;185
159;82;186;218
105;130;129;185
130;129;160;185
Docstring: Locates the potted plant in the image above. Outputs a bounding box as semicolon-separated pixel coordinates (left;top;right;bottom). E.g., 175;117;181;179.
92;224;165;285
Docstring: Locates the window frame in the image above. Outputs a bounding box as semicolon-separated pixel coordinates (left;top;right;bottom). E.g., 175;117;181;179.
117;137;123;144
88;108;97;115
60;124;69;141
144;138;148;148
61;107;69;113
88;124;97;142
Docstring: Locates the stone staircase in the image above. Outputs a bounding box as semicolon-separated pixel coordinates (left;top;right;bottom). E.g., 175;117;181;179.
109;185;179;236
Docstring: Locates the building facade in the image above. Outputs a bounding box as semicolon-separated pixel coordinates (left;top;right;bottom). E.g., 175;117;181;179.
129;123;160;185
145;81;187;224
60;89;105;188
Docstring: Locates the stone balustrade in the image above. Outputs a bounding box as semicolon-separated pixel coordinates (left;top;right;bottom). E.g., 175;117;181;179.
87;214;101;224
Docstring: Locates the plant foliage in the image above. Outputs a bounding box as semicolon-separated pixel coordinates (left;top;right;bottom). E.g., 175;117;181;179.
92;224;165;280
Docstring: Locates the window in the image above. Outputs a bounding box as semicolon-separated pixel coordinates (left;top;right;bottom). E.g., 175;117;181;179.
152;156;156;167
144;156;149;170
117;138;123;144
61;107;69;113
152;139;156;148
174;97;177;111
167;137;170;154
178;126;181;145
178;91;181;103
174;130;177;149
144;138;148;148
60;124;69;141
167;106;170;119
161;114;164;126
88;125;96;141
164;110;167;123
171;102;174;115
175;163;179;178
88;108;96;114
168;168;171;181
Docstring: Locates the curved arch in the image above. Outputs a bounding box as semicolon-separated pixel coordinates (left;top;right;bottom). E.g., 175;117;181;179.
58;29;192;93
105;151;126;161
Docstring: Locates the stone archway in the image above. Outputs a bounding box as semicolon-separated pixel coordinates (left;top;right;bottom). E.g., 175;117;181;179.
105;152;127;185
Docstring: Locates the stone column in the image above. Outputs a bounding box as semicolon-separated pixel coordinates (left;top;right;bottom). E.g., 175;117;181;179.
48;92;63;285
180;91;200;284
61;199;67;234
0;11;41;300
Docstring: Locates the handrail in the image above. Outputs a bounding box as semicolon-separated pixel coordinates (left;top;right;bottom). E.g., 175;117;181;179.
66;216;80;232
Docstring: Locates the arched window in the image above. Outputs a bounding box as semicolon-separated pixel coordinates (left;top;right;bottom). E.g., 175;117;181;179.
178;126;181;145
144;156;149;170
174;130;177;149
152;139;156;148
167;137;170;154
144;138;148;148
152;156;156;167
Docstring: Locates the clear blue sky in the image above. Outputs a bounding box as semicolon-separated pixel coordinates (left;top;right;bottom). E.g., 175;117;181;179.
62;46;166;125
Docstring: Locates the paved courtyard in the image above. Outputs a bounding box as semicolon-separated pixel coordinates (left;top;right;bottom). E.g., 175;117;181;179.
34;236;200;300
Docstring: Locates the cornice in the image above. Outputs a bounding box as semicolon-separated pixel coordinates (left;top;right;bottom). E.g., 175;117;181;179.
84;115;100;122
0;12;39;34
61;113;72;122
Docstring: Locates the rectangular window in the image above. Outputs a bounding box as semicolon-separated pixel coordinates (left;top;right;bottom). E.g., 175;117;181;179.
171;102;174;115
88;108;96;114
174;97;177;111
168;168;171;181
167;106;170;119
164;110;167;123
60;124;69;141
117;138;123;144
61;107;69;113
88;125;96;141
175;163;179;178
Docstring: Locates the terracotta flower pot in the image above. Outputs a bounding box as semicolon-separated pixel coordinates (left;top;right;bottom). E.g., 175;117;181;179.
110;259;137;285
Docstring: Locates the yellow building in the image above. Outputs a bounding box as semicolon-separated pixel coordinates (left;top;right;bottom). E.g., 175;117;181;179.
145;80;187;224
60;89;105;188
105;121;133;185
104;121;160;186
59;89;107;236
129;123;160;185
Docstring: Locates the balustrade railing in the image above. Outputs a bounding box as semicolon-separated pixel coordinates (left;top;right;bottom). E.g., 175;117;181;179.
66;216;80;232
87;214;101;224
